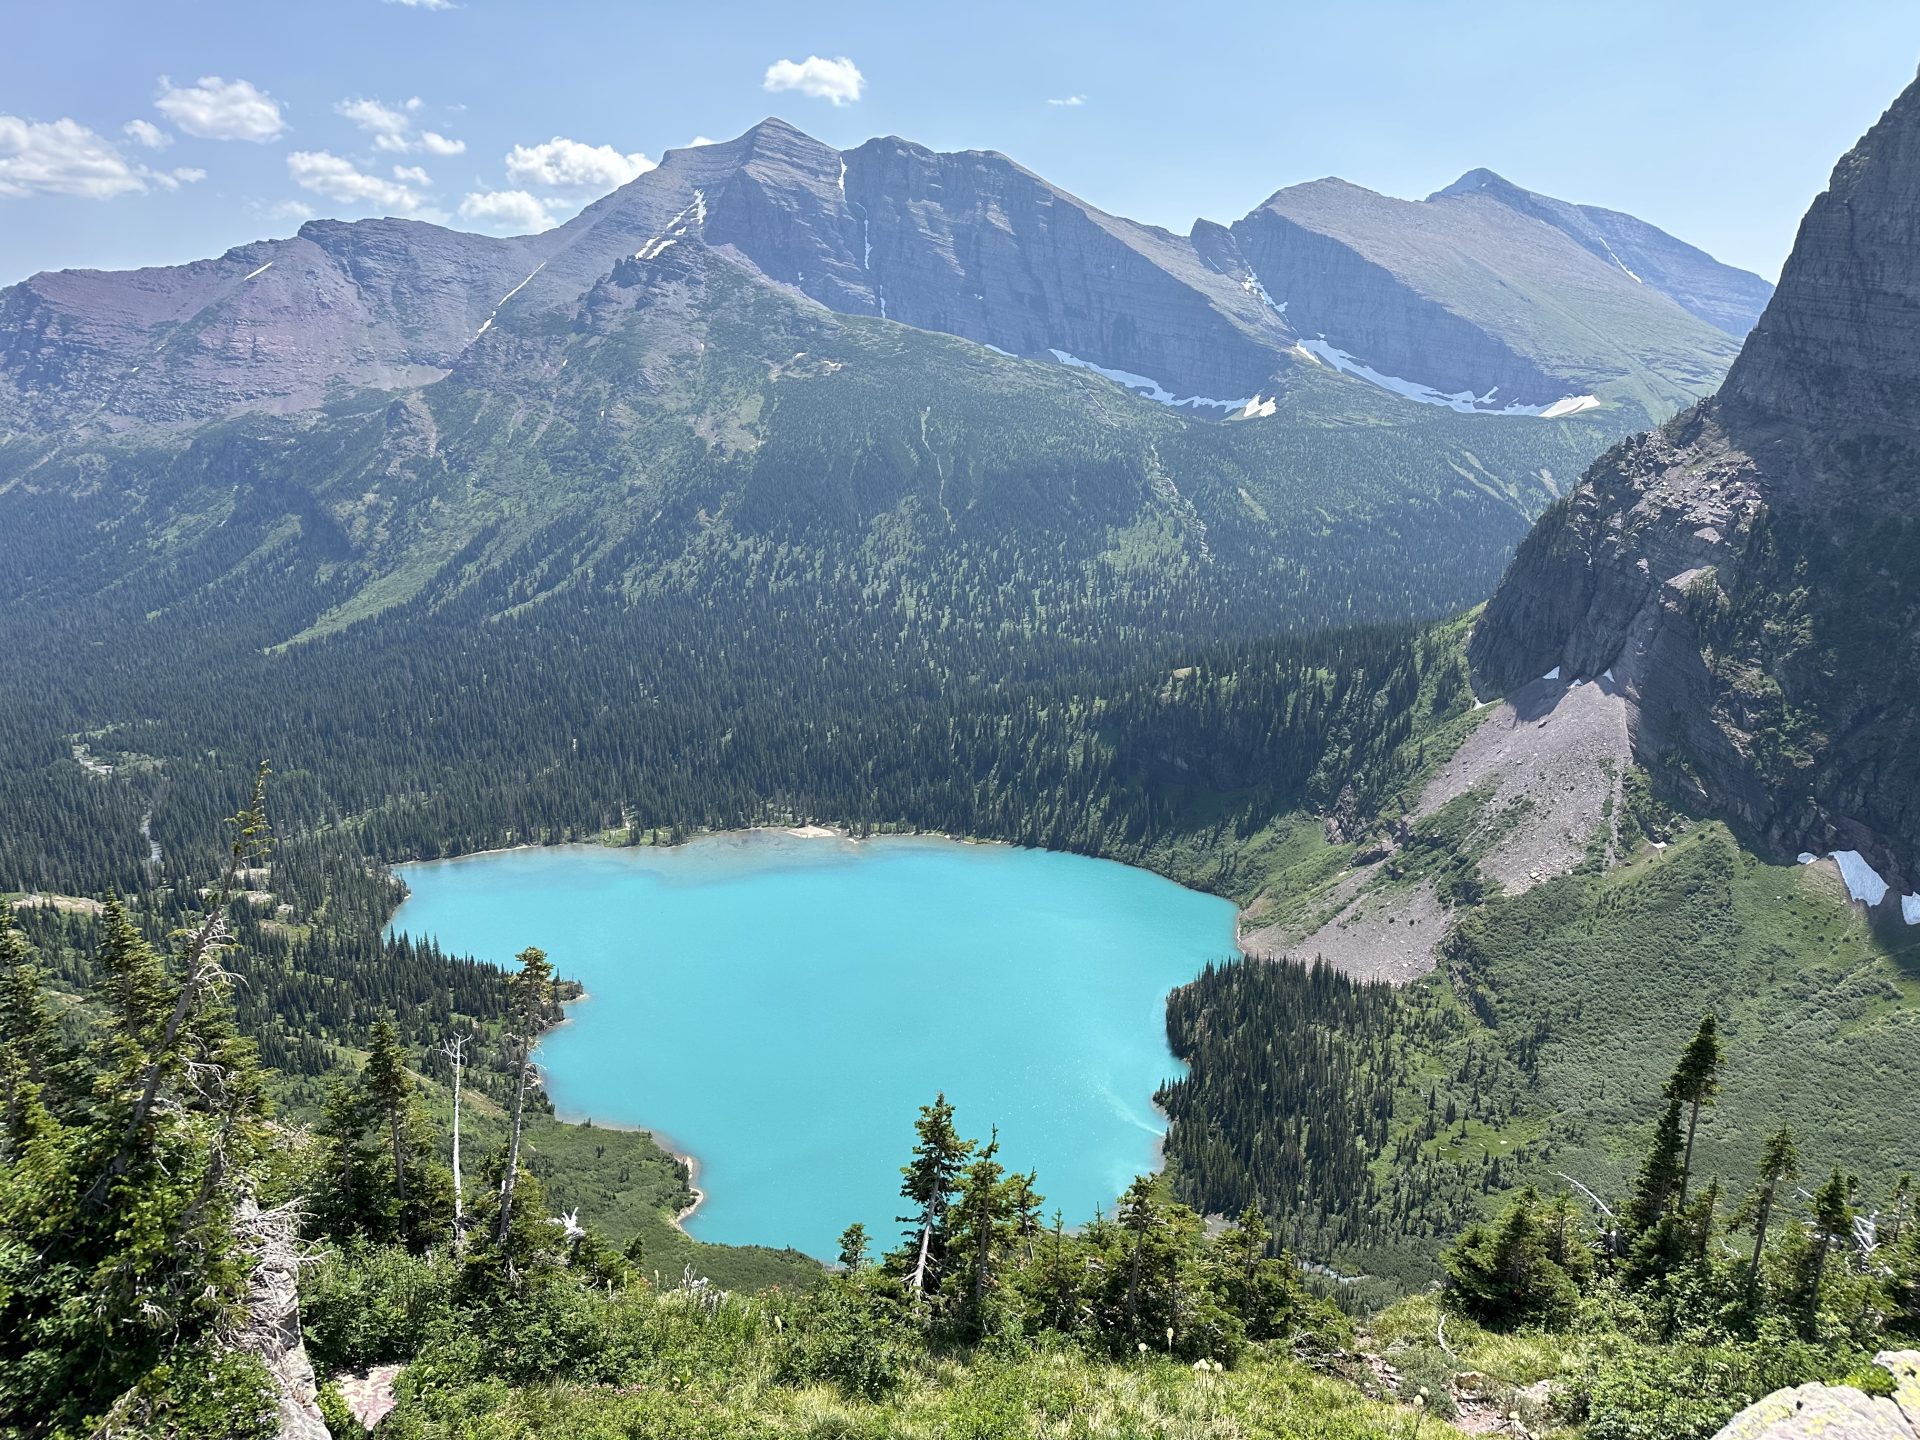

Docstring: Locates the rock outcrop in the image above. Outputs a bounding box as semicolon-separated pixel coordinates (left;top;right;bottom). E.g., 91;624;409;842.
1712;1351;1920;1440
230;1198;330;1440
1470;73;1920;893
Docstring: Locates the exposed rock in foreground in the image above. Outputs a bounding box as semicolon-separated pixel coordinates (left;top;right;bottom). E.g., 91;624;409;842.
230;1198;330;1440
1712;1350;1920;1440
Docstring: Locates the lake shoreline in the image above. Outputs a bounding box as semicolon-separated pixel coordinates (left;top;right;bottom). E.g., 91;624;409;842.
390;822;1037;900
548;1084;710;1237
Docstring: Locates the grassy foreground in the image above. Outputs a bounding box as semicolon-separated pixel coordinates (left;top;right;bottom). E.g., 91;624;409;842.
368;1309;1417;1440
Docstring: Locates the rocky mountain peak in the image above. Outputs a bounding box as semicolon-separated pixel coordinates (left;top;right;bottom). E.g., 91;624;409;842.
1469;73;1920;898
1432;167;1511;196
1723;74;1920;432
1;117;1756;436
1429;166;1775;338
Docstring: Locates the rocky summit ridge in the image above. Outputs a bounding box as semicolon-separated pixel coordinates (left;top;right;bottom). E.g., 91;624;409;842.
1471;73;1920;906
0;117;1760;436
1433;167;1776;338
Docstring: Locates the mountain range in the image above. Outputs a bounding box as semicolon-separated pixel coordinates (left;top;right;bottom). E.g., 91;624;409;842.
0;117;1763;436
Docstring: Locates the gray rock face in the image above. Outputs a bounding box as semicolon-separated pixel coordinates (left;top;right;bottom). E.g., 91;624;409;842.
1234;178;1741;411
845;137;1288;400
0;118;1752;438
1468;407;1785;838
1470;74;1920;888
1433;168;1775;337
1711;1350;1920;1440
0;222;544;428
1723;84;1920;436
230;1198;330;1440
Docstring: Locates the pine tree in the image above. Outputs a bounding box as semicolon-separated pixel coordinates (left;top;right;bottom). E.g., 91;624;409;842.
1883;1173;1913;1251
1007;1169;1044;1264
1744;1127;1798;1293
947;1128;1010;1334
93;897;175;1087
1666;1014;1723;1203
1798;1168;1856;1327
1040;1208;1081;1332
363;1016;412;1209
1208;1204;1311;1340
1118;1176;1161;1343
1541;1190;1595;1288
1;788;277;1433
0;910;77;1147
1627;1097;1687;1237
496;946;555;1248
837;1221;869;1272
1443;1186;1583;1326
896;1093;972;1300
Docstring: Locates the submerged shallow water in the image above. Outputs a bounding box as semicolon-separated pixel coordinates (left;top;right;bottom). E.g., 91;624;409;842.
390;832;1239;1258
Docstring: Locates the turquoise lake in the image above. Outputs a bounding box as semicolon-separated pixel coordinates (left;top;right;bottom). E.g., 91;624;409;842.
389;832;1239;1258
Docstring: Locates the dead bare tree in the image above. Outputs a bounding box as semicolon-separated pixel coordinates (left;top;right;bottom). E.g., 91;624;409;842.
439;1032;469;1240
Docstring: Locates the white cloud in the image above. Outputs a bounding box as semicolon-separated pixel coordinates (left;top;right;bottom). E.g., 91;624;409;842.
287;149;426;212
1048;94;1087;107
123;119;171;149
337;97;410;145
268;198;316;221
504;136;653;195
155;75;286;142
458;188;556;233
684;136;721;149
384;0;454;8
391;164;432;185
762;55;864;106
0;115;200;200
337;96;466;155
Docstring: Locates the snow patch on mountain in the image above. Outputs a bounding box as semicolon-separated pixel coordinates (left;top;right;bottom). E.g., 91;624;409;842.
1831;850;1891;907
1048;349;1252;411
474;260;548;338
1296;338;1598;419
1241;272;1287;315
1598;237;1642;283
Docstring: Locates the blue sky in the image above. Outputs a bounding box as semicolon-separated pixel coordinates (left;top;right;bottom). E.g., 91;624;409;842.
3;0;1916;286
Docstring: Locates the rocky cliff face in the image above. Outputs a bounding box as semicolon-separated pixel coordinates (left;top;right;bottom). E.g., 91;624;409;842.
1433;168;1775;338
0;221;544;428
0;118;1750;438
1470;74;1920;896
846;137;1288;401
